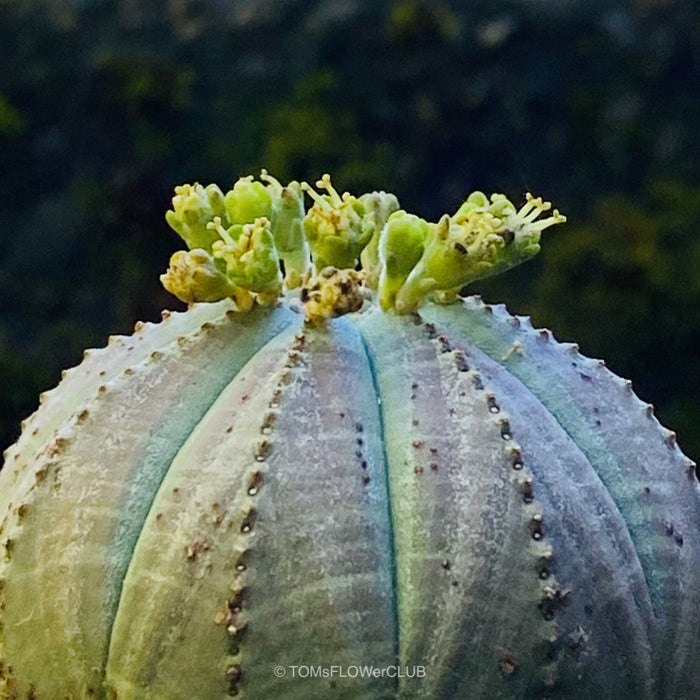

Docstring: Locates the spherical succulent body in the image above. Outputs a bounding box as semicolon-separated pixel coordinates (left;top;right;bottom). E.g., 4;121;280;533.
1;174;699;700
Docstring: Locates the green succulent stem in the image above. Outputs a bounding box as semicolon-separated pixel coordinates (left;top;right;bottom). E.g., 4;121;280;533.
259;170;311;288
358;190;401;287
162;173;566;317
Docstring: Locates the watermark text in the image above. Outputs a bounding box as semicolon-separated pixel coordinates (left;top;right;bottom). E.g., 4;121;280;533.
273;664;426;680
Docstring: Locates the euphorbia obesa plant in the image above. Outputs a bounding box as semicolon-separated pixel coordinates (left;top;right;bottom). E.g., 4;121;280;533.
1;172;699;700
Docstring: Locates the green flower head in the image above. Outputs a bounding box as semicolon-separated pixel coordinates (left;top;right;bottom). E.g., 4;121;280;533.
160;248;237;303
394;192;566;313
210;217;282;296
224;176;274;226
165;183;227;251
301;174;375;271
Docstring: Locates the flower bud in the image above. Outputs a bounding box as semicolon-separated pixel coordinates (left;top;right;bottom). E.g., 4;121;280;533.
377;211;428;311
165;183;228;251
359;191;401;287
224;176;273;225
160;248;237;303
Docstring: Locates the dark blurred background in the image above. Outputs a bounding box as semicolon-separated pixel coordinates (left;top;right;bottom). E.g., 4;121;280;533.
1;0;699;465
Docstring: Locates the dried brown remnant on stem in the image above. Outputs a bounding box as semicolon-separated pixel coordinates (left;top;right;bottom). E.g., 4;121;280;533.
302;267;366;321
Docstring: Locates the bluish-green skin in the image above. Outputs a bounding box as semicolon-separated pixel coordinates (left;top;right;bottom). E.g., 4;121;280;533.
1;296;699;700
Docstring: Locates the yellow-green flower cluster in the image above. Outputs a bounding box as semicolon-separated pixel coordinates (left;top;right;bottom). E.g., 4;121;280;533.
209;217;282;302
301;174;398;271
380;191;566;313
160;171;565;316
165;183;227;251
161;173;309;307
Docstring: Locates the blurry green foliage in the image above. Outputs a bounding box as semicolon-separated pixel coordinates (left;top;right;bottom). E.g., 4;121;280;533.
0;95;24;135
260;71;394;188
1;0;699;465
